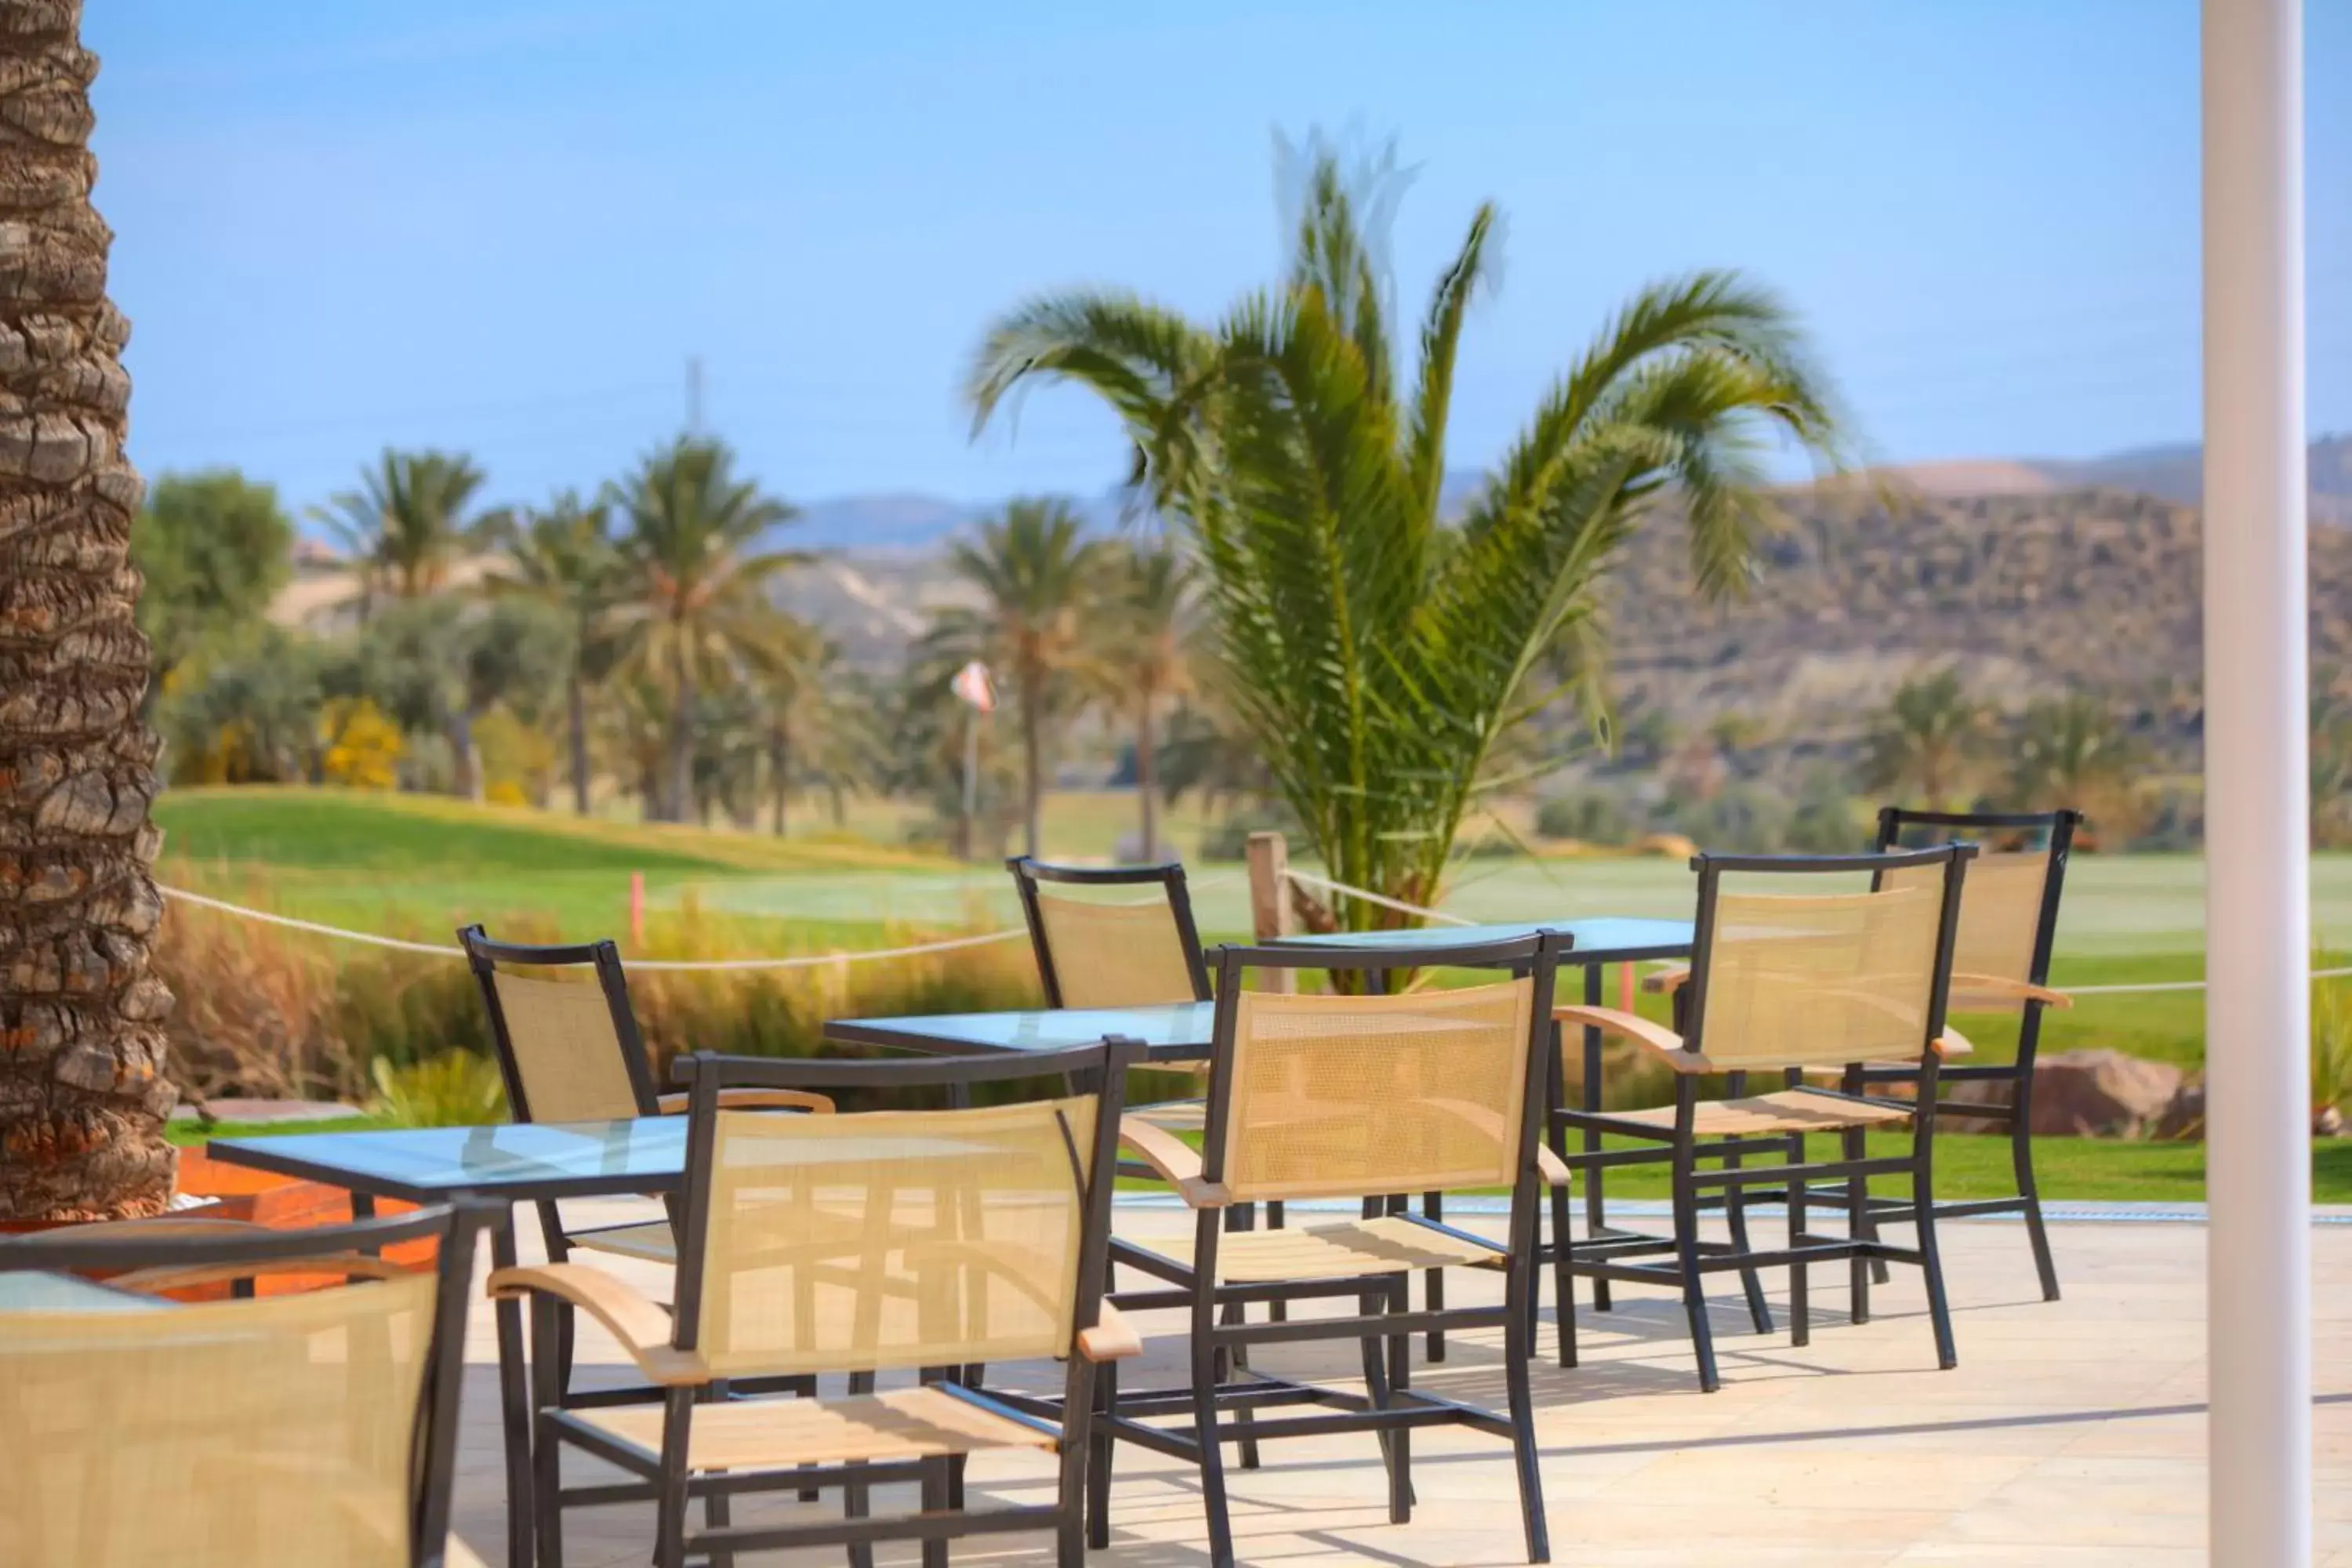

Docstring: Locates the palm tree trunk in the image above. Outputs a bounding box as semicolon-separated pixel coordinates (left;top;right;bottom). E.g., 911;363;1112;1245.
567;667;591;815
665;633;695;823
769;719;790;837
449;710;481;802
1021;669;1044;858
0;0;176;1219
1135;691;1160;862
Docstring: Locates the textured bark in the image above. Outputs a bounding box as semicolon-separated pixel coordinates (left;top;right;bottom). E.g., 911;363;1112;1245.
0;0;175;1219
1134;688;1159;862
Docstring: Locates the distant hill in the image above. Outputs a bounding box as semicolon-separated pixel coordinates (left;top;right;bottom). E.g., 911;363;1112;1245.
1871;434;2350;525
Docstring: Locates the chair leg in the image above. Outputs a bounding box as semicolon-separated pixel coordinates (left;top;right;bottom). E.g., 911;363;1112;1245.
1190;1315;1237;1568
1266;1200;1287;1323
2012;1076;2062;1301
1672;1161;1721;1394
528;1296;568;1568
1553;1191;1579;1370
651;1387;695;1568
1721;1156;1774;1334
700;1384;735;1568
1220;1208;1261;1472
1843;1112;1874;1326
1423;1189;1447;1362
1087;1355;1118;1549
844;1461;877;1568
1502;1258;1551;1564
1915;1163;1959;1371
920;1455;952;1568
1385;1274;1413;1525
845;1369;878;1568
1359;1288;1405;1509
1787;1132;1810;1348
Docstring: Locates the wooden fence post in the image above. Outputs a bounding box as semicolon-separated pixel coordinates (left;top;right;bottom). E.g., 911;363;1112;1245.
1244;831;1295;993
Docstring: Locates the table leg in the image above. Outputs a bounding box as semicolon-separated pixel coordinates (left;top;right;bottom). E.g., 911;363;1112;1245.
1580;962;1612;1312
490;1210;536;1568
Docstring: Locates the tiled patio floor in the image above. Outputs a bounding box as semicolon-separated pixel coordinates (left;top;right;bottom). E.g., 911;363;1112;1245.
448;1204;2352;1566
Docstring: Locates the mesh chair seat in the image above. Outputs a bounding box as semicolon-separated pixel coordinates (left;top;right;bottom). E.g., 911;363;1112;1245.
576;1386;1059;1470
1610;1090;1914;1138
1129;1215;1508;1283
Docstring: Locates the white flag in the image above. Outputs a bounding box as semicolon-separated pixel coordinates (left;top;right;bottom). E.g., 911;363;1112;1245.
950;660;996;713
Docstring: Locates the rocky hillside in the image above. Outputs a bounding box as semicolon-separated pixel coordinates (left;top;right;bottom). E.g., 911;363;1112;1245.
1596;485;2352;757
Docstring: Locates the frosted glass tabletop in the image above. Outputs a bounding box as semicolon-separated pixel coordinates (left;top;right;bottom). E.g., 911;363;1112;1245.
826;1001;1214;1062
0;1271;167;1312
208;1117;689;1203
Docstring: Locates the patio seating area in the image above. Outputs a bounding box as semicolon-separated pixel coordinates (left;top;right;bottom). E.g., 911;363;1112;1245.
5;830;2342;1566
440;1198;2352;1566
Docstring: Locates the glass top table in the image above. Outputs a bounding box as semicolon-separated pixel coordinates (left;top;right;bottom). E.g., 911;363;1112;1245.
208;1117;691;1205
1272;916;1692;960
826;1001;1218;1062
0;1270;168;1313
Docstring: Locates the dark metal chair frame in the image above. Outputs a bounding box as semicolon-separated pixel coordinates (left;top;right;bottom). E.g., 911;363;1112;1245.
1849;806;2081;1303
1058;932;1568;1568
0;1202;493;1568
521;1037;1144;1568
457;924;821;1414
1548;847;1975;1394
1005;855;1214;1007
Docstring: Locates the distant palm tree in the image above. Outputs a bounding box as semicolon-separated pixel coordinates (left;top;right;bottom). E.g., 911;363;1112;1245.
608;437;806;822
757;633;880;836
931;499;1111;857
1863;667;1986;811
969;137;1847;928
488;491;618;814
1099;544;1196;860
2005;694;2144;829
313;449;496;612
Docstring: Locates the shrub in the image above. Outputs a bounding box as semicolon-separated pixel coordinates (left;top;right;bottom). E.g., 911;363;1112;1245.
152;874;1043;1106
1534;791;1632;846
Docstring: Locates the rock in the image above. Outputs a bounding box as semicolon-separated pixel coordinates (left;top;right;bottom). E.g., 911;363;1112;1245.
2028;1049;2184;1138
2317;1105;2345;1138
2155;1077;2206;1141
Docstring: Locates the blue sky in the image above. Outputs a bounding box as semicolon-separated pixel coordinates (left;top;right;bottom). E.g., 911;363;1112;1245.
86;1;2349;517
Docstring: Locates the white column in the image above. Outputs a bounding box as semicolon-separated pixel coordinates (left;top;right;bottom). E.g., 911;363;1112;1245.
2202;0;2310;1563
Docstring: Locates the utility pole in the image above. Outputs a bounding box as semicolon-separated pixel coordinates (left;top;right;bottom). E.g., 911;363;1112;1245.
685;354;704;434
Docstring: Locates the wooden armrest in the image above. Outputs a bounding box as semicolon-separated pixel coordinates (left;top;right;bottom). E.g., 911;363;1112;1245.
654;1088;836;1116
1552;1004;1715;1073
1076;1301;1144;1362
487;1262;709;1386
1642;965;1690;995
1117;1116;1231;1208
1949;973;2072;1010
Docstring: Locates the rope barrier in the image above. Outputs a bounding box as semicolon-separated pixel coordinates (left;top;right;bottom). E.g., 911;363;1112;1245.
158;885;1028;971
154;883;2352;995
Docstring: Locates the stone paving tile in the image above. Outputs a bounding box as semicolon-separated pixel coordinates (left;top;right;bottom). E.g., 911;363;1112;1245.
440;1210;2351;1565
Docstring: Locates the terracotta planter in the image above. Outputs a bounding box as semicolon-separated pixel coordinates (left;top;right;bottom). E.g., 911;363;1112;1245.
162;1147;432;1298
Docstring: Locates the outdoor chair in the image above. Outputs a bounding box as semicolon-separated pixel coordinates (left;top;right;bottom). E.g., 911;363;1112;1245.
487;1036;1144;1568
1007;855;1284;1212
458;925;835;1403
1096;932;1571;1568
1551;847;1975;1392
1840;807;2081;1302
0;1200;492;1568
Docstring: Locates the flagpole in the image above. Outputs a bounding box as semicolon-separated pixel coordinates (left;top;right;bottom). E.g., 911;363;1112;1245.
960;705;979;862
